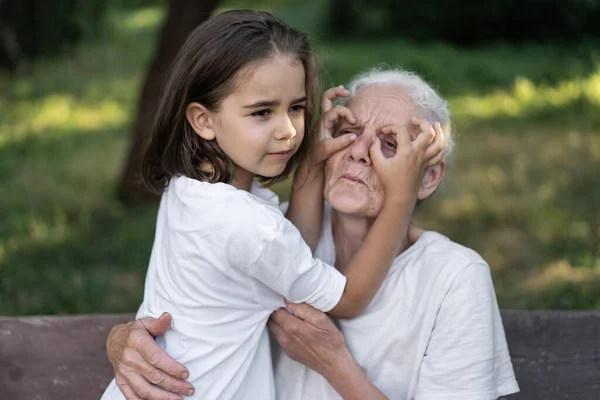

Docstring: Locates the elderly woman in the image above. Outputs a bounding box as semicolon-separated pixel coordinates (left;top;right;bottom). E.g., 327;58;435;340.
106;68;519;400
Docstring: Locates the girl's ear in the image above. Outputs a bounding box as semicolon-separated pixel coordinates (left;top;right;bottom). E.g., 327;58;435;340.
186;102;216;141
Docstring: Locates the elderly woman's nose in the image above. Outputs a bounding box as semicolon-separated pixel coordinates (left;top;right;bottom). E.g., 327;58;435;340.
347;134;371;164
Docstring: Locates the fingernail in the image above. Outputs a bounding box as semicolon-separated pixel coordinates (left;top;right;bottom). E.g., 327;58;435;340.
349;134;357;141
181;371;189;379
186;389;195;396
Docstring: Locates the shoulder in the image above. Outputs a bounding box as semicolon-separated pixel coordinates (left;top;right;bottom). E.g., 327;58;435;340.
414;231;489;277
167;176;290;234
398;232;494;301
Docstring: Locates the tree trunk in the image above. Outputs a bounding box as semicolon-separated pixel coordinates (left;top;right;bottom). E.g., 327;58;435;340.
117;0;221;204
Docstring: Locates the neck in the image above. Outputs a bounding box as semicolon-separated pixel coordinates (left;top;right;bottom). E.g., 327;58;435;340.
331;209;410;272
231;167;254;192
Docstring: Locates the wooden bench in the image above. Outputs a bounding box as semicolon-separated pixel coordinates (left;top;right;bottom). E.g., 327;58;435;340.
1;311;599;399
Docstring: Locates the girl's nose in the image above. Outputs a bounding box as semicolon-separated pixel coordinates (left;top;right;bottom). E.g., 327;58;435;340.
274;116;297;141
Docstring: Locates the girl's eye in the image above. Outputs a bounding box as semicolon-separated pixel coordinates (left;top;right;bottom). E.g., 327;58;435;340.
290;104;306;113
252;109;271;117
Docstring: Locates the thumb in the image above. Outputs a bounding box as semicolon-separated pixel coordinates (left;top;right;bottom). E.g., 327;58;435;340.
140;312;172;336
322;134;357;158
369;136;385;166
284;301;319;321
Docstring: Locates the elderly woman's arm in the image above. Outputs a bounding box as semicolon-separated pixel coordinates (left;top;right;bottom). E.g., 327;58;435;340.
269;302;388;400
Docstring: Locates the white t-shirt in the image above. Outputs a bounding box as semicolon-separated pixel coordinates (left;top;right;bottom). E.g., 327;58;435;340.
101;176;347;400
275;204;519;400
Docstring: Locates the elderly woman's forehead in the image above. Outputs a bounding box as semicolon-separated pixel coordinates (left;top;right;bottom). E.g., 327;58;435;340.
347;85;415;123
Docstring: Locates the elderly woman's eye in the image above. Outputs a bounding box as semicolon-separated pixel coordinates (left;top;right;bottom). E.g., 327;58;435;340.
384;140;396;150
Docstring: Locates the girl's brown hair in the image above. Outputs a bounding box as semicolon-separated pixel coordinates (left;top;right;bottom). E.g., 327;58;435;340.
142;9;320;194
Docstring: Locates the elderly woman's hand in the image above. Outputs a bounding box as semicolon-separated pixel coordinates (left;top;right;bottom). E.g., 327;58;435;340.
268;301;348;378
269;302;389;400
106;313;194;400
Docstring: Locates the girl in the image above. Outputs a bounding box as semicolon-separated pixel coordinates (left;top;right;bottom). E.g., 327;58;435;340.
101;9;443;400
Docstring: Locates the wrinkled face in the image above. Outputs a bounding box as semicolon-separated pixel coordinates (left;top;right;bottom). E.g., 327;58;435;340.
212;55;307;180
324;84;419;218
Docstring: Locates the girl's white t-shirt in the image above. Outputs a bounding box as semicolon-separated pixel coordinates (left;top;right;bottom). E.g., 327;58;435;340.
274;204;520;400
101;176;347;400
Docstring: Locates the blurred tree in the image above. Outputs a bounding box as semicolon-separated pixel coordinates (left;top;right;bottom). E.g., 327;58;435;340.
117;0;221;204
0;0;107;69
0;0;24;74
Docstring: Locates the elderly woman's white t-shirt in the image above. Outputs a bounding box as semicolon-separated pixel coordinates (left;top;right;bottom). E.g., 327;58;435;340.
275;204;520;400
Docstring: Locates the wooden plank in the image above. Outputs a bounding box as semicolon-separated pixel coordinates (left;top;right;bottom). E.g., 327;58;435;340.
501;310;600;400
0;314;133;400
0;312;599;400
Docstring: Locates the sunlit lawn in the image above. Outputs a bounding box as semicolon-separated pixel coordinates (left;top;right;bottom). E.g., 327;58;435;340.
1;4;599;315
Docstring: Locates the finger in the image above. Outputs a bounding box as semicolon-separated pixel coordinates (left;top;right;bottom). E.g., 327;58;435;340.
426;150;444;168
115;375;144;400
140;313;172;337
267;317;286;341
269;307;300;327
284;301;331;327
321;85;350;113
322;105;356;132
412;121;436;151
125;351;194;396
369;136;385;165
381;124;412;148
433;122;444;144
284;301;318;321
131;326;190;381
124;369;184;400
320;134;357;157
424;123;445;166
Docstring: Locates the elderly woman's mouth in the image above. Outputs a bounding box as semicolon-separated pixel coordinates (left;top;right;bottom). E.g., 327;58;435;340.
340;173;365;184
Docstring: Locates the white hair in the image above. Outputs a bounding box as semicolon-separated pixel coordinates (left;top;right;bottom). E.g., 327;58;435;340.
344;67;455;163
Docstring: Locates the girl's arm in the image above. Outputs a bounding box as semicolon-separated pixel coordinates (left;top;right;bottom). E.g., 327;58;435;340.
285;158;327;252
286;86;356;251
327;120;445;319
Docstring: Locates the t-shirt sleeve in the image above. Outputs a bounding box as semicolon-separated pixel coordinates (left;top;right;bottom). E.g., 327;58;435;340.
415;262;519;400
228;218;346;313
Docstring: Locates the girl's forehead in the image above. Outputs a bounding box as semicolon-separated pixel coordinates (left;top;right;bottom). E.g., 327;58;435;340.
240;56;304;87
224;56;305;105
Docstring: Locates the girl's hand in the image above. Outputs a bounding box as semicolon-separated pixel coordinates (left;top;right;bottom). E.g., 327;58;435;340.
311;86;358;165
409;118;445;168
369;118;444;203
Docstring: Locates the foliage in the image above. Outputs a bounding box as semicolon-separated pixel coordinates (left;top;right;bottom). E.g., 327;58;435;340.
0;0;111;61
0;6;599;315
324;0;600;45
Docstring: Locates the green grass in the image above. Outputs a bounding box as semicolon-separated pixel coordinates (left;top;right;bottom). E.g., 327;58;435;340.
1;4;599;315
